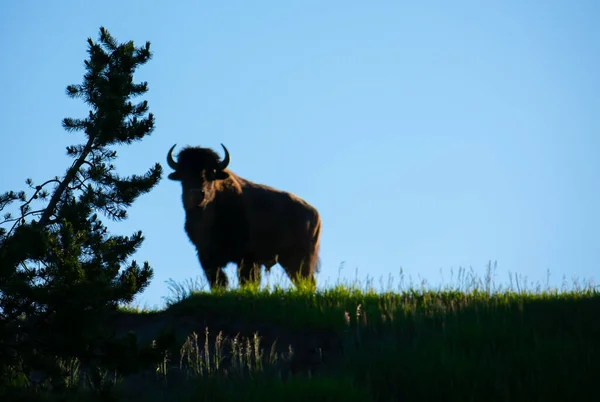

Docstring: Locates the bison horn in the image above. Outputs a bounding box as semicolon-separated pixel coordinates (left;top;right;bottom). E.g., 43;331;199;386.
216;143;230;170
167;144;179;170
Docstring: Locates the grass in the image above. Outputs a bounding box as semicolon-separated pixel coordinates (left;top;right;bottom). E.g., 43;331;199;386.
1;262;599;401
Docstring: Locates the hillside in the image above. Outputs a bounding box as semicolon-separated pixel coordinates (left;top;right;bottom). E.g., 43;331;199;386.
5;272;598;402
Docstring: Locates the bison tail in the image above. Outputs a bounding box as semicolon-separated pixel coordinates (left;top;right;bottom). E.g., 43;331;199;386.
314;256;322;274
307;213;322;274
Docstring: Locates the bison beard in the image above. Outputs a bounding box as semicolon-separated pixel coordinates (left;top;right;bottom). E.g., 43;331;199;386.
167;143;321;292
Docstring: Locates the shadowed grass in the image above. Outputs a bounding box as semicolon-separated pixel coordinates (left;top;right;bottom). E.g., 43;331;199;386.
2;264;598;401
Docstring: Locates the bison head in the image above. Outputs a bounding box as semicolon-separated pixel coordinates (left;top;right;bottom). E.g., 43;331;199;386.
166;143;231;210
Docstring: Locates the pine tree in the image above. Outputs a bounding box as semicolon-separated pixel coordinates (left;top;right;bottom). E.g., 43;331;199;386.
0;27;162;386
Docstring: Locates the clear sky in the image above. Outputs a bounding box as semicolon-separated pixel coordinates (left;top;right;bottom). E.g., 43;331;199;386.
1;1;599;308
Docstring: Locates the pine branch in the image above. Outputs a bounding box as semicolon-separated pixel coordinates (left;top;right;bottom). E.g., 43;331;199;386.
37;136;95;227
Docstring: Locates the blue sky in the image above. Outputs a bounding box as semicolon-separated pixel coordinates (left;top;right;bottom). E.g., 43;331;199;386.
1;1;599;307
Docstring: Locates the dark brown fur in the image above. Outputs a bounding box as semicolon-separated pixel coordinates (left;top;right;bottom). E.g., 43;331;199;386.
167;144;321;291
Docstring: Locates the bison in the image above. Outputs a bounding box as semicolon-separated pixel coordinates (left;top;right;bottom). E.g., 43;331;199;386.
166;143;321;291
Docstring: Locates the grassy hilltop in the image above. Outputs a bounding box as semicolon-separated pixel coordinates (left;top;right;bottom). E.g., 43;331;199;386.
3;265;598;402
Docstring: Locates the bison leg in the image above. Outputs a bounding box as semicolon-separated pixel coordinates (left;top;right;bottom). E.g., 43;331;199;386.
198;255;229;291
278;253;316;290
237;259;262;287
206;265;229;290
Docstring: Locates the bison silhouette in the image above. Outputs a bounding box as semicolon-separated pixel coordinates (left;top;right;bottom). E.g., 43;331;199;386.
166;143;321;291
